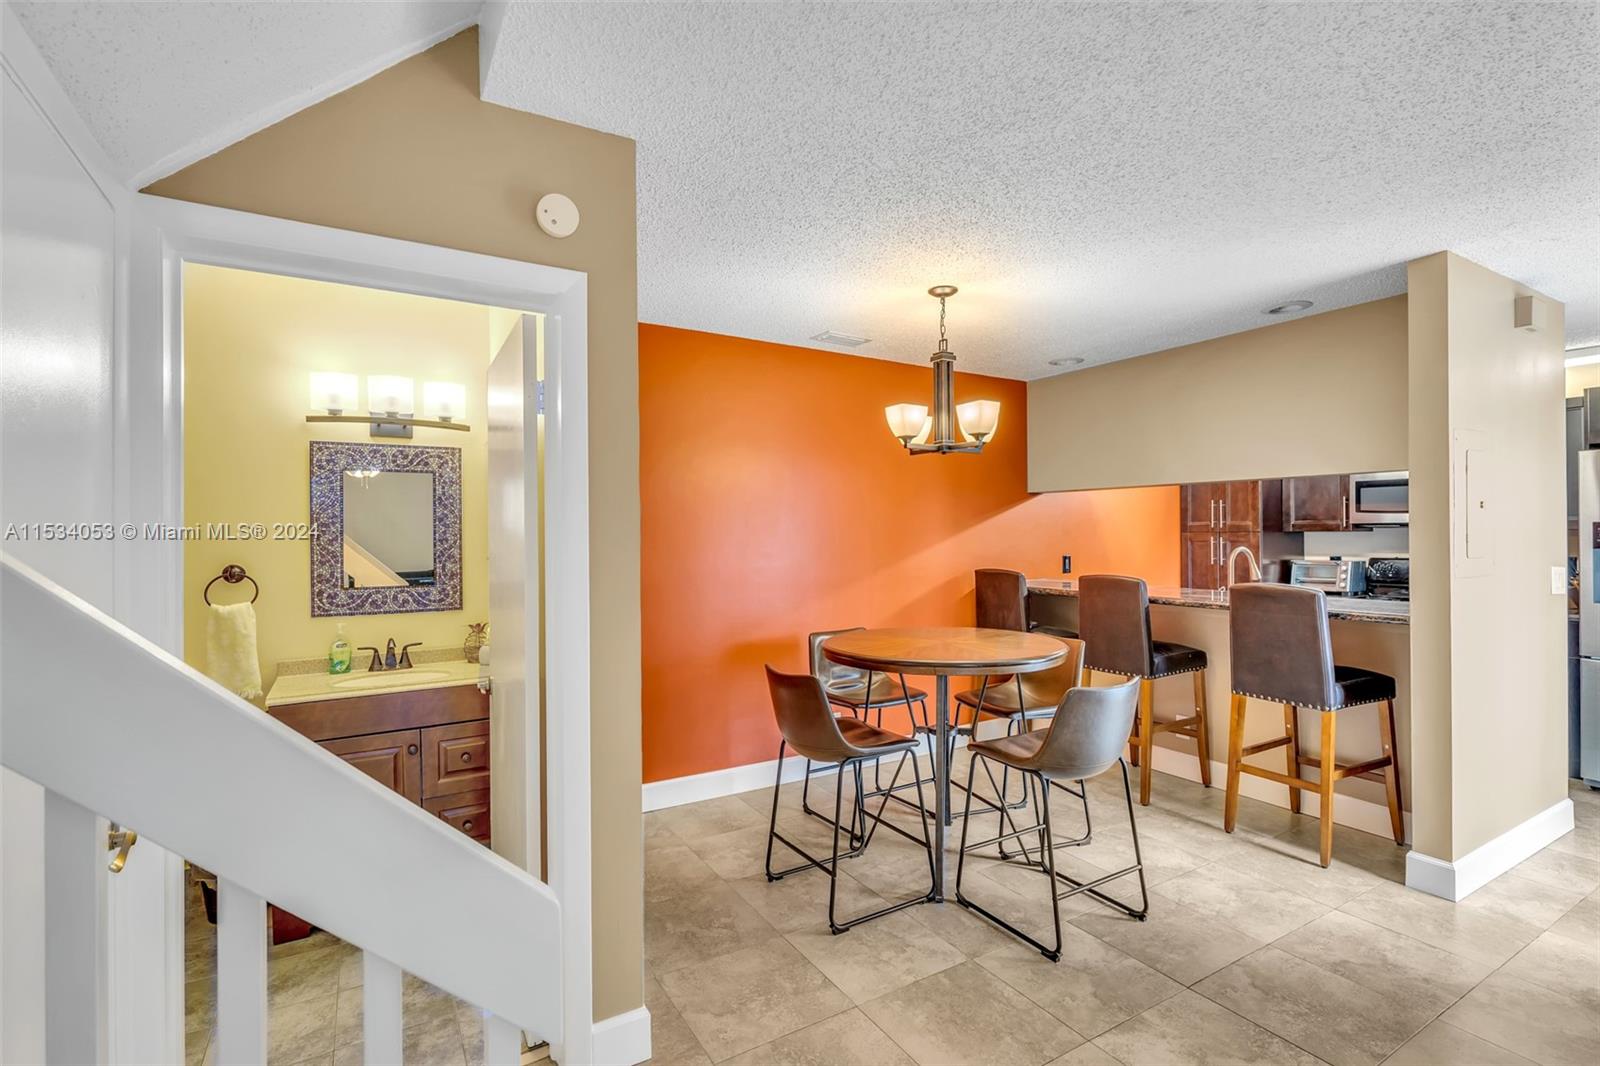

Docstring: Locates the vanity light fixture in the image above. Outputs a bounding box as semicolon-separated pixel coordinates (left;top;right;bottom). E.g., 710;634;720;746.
304;372;470;437
884;286;1000;455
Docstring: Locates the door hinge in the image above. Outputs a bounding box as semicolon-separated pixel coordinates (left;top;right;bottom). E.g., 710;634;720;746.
536;380;546;415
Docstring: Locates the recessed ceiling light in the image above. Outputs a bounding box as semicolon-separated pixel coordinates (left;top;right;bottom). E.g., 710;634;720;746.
1048;356;1086;368
810;330;871;347
1264;300;1314;315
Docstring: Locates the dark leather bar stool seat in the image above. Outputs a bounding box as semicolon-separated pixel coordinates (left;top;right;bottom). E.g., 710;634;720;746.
1077;575;1212;805
954;671;1149;960
1225;583;1404;867
763;666;935;932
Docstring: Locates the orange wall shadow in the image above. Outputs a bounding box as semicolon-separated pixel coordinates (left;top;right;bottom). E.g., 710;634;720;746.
640;324;1179;782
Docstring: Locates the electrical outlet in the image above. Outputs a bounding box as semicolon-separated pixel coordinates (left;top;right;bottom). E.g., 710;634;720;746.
1061;554;1072;574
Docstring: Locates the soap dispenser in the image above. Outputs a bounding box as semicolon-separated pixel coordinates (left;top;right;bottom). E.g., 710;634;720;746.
329;623;353;674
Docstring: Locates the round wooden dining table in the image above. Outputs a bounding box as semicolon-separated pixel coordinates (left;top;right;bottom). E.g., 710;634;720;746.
820;626;1068;900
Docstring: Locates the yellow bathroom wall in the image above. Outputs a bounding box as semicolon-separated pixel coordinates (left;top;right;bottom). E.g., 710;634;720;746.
182;263;513;694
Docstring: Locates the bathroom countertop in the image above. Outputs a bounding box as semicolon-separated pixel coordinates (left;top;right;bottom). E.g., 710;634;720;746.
265;658;486;708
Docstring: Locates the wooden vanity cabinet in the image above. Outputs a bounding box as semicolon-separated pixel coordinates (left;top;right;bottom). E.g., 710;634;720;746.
267;682;490;845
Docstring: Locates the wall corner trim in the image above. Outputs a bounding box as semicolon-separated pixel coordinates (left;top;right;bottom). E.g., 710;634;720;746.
1404;797;1575;902
591;1005;651;1066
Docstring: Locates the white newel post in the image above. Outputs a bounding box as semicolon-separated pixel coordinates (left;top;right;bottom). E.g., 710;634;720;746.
362;951;403;1064
215;877;268;1064
43;790;107;1065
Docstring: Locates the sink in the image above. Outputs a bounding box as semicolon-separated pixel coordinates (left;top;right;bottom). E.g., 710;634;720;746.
330;670;452;691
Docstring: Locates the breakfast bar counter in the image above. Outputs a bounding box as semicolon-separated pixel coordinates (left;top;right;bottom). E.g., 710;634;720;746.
1027;578;1412;836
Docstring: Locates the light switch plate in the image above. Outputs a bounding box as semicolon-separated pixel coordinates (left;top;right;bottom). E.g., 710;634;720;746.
1061;554;1072;574
1554;565;1567;595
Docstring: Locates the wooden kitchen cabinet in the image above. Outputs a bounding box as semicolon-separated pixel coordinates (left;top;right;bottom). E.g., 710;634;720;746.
1179;479;1281;589
1282;474;1350;531
1181;483;1221;531
1217;481;1261;533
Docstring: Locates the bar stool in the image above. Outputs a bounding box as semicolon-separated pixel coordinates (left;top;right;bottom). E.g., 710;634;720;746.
955;676;1148;960
763;666;936;933
1225;584;1403;867
977;565;1076;639
805;629;930;827
1078;575;1212;805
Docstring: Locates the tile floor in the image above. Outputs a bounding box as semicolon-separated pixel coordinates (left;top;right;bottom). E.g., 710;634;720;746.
640;764;1600;1066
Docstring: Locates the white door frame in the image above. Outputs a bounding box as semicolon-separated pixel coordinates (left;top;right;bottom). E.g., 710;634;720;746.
135;195;594;1062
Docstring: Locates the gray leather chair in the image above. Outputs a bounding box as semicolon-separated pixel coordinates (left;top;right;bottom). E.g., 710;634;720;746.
954;673;1149;960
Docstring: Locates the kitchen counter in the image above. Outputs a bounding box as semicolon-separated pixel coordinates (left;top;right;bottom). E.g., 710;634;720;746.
264;658;485;708
1027;579;1409;625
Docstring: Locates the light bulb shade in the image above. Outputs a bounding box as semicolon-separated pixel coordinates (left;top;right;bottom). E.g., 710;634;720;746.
367;375;414;416
422;381;467;422
885;403;930;442
913;416;934;445
956;399;1001;442
309;371;358;414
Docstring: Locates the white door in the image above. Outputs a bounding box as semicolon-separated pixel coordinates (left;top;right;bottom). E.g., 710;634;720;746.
487;316;543;875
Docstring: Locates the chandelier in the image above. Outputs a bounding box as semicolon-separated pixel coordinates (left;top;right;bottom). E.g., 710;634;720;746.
884;285;999;454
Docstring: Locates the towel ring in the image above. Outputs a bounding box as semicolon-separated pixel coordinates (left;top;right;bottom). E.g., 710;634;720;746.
204;564;259;605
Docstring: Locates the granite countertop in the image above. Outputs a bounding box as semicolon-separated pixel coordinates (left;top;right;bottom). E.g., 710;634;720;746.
1027;579;1410;625
265;658;486;708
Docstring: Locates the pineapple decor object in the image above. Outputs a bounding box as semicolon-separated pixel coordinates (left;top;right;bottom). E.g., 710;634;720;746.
463;622;488;664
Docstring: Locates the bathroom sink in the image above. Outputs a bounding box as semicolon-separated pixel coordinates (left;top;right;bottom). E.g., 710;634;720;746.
331;670;452;691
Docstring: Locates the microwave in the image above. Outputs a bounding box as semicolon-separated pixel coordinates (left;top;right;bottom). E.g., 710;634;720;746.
1348;471;1409;525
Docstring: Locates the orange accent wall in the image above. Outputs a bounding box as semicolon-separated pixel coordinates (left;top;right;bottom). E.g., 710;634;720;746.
640;324;1179;782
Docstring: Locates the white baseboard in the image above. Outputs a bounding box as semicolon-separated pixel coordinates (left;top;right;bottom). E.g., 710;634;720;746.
1145;744;1412;842
591;1005;651;1066
1405;798;1576;902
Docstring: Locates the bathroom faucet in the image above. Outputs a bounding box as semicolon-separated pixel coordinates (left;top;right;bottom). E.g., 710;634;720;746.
384;638;398;670
1227;544;1263;585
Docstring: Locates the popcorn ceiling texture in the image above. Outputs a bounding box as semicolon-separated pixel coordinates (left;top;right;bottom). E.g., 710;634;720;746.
479;0;1598;377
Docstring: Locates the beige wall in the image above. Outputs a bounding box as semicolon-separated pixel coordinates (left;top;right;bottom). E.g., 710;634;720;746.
145;29;643;1021
1407;252;1567;862
181;264;502;692
1564;348;1600;397
1027;297;1409;491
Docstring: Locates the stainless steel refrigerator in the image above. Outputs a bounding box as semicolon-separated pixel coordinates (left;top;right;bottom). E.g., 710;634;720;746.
1575;448;1600;787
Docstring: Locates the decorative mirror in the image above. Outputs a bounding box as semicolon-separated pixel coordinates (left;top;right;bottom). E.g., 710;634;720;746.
309;441;462;616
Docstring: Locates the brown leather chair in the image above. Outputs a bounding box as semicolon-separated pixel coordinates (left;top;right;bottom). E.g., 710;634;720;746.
954;676;1148;960
1078;575;1212;805
1225;584;1403;867
763;666;935;932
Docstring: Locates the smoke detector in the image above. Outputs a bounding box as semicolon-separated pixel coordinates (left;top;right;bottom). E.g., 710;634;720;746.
536;193;579;238
810;330;872;348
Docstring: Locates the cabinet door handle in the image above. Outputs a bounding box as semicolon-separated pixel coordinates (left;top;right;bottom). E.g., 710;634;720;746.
407;744;418;756
1341;495;1349;529
460;752;472;764
462;820;474;832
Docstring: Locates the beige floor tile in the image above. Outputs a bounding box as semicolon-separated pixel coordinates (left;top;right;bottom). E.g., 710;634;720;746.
270;946;344;1009
655;795;768;841
1507;847;1600;895
1071;897;1265;986
645;844;725;904
786;909;964;1004
645;879;780;975
403;1017;467;1066
1441;972;1600;1066
1381;1019;1536;1066
1545;817;1599;859
656;937;851;1061
723;1007;913;1066
1223;831;1401;907
644;810;686;852
1194;947;1433;1066
1496;930;1600;1012
975;927;1183;1038
685;824;781;881
727;867;888;935
1048;1042;1126;1065
1274;910;1492;1013
860;960;1084;1066
186;974;216;1038
1462;871;1590;932
644;999;712;1066
976;851;1139;919
186;1031;210;1066
1093;989;1321;1066
1276;820;1409;884
1546;889;1599;946
1154;862;1329;941
268;992;338;1065
1339;881;1539;968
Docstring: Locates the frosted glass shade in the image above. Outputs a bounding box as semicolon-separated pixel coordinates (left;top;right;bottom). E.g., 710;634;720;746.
957;399;1001;442
309;372;358;414
885;403;929;442
422;381;467;422
913;415;934;445
367;375;414;416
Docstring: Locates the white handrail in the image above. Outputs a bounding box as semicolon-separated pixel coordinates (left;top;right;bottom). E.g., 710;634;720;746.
0;556;560;1038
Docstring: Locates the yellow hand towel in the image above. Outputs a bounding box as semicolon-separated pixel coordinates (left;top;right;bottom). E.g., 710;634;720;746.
206;602;263;700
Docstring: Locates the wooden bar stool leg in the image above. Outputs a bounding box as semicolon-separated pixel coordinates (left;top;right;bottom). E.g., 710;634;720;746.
1192;670;1212;787
1378;698;1404;844
1283;703;1301;814
1318;711;1337;867
1137;678;1155;806
1224;694;1245;833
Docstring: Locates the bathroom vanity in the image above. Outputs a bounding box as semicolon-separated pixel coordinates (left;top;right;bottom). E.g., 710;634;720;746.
265;660;491;845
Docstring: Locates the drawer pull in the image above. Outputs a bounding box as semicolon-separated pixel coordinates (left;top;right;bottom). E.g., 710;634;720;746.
407;744;419;756
462;820;474;832
460;752;472;764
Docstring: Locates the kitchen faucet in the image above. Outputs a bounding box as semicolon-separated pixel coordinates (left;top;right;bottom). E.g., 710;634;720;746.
1227;544;1262;585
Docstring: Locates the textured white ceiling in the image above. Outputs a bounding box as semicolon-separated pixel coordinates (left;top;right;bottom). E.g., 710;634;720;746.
482;1;1599;378
11;0;479;187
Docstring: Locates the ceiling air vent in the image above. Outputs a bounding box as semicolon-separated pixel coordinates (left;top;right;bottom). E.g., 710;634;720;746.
810;330;871;348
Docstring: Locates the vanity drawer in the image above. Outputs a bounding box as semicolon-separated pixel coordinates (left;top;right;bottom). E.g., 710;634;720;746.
424;789;490;844
322;728;422;803
421;721;489;798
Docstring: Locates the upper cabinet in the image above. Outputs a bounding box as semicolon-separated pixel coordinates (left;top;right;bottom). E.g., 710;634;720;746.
1179;479;1281;589
1282;474;1350;532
